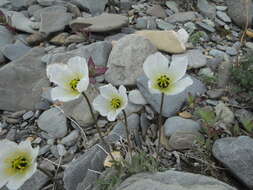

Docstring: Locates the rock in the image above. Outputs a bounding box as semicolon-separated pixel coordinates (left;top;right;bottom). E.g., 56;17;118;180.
197;0;216;19
173;49;207;69
207;89;224;99
235;109;253;128
225;47;237;56
61;85;99;126
33;5;67;21
115;170;236;190
38;107;68;138
196;21;215;33
135;17;148;29
22;111;34;120
147;4;167;18
215;102;234;124
49;41;112;67
63;144;107;190
216;6;227;11
28;4;43;17
37;0;55;6
165;1;179;13
213;136;253;189
39;12;72;36
216;11;231;23
106;114;140;143
156;19;175;30
0;0;9;6
137;75;206;117
0;26;14;51
164;116;201;137
64;34;87;45
50;32;69;45
245;42;253;50
19;170;49;190
165;12;197;23
135;30;187;54
199;67;214;78
2;41;31;61
217;60;232;88
226;0;253;28
74;0;108;15
10;11;38;33
60;130;79;146
129;89;147;105
0;48;49;111
104;34;157;86
169;131;201;150
11;0;26;10
209;49;226;58
70;13;128;33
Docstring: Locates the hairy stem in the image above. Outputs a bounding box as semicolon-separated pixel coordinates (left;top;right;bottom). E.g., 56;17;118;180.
157;93;165;156
122;110;133;161
82;92;116;162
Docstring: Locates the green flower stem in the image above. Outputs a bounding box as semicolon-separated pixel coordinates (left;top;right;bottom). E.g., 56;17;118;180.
82;92;116;162
122;110;133;161
157;93;165;156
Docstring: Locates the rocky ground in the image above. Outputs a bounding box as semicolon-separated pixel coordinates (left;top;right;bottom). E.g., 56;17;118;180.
0;0;253;189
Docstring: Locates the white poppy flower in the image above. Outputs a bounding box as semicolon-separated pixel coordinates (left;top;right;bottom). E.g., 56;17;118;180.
0;139;39;190
47;56;89;102
93;84;128;121
143;52;193;95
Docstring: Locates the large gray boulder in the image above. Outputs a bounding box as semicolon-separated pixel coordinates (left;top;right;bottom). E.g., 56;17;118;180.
105;34;157;86
213;136;253;189
115;170;236;190
0;48;49;111
226;0;253;28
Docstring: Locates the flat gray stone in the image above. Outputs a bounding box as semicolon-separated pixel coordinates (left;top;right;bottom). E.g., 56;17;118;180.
216;11;231;23
40;11;72;35
0;48;49;111
164;116;201;137
2;41;31;61
197;0;216;19
0;26;14;51
49;41;112;67
105;34;157;86
38;107;68;138
137;75;206;117
173;49;207;69
226;0;253;28
213;136;253;189
73;0;108;15
165;12;197;23
70;13;128;32
63;144;108;190
33;5;67;21
115;170;236;190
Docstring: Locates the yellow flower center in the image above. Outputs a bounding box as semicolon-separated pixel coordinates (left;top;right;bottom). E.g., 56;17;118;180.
11;156;29;171
157;75;170;89
110;98;122;109
70;78;80;91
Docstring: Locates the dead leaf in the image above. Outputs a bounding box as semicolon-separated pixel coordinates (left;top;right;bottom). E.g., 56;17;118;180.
179;111;192;119
104;151;122;168
246;29;253;38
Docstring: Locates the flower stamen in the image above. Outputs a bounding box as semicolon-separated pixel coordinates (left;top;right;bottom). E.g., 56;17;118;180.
70;78;80;91
11;156;29;172
110;98;122;109
157;75;170;89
